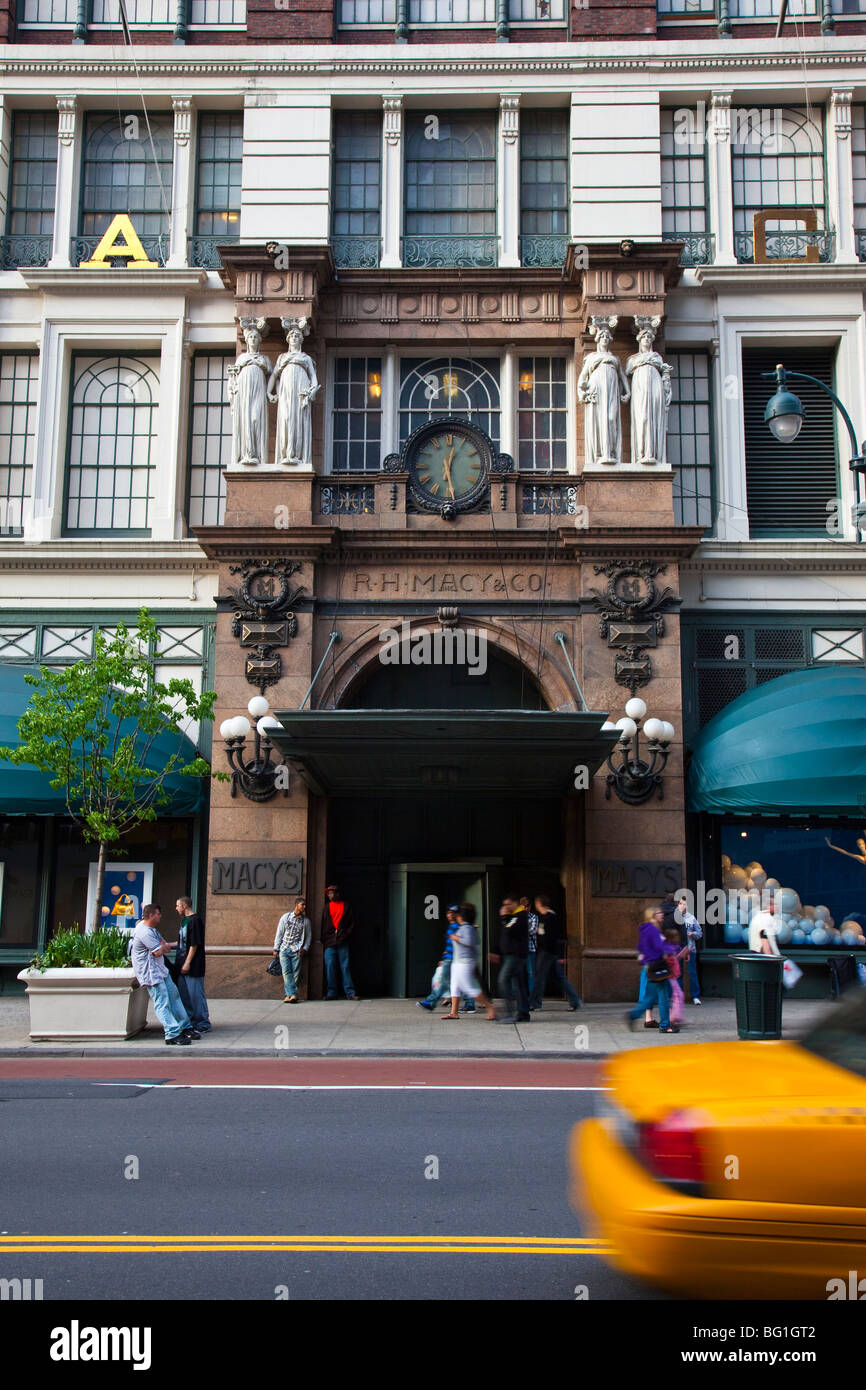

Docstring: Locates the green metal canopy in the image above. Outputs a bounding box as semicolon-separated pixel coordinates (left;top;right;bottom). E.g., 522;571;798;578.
0;663;204;815
269;708;620;796
688;666;866;816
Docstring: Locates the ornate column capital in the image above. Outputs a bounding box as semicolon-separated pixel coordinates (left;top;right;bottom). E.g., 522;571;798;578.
383;96;403;145
831;89;853;140
56;95;78;147
500;93;520;144
708;91;732;144
172;97;193;147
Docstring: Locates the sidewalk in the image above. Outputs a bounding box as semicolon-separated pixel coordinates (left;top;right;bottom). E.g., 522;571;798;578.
0;994;833;1057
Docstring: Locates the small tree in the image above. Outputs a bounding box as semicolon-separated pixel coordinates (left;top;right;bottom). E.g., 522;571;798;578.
0;608;223;933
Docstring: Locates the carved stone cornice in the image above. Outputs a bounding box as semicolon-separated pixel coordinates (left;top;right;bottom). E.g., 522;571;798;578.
56;95;77;147
218;244;334;323
708;90;732;143
500;93;520;143
383;95;403;145
831;87;853;139
172;96;192;146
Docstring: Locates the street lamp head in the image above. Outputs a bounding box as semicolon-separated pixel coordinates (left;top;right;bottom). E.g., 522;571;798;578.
764;364;804;443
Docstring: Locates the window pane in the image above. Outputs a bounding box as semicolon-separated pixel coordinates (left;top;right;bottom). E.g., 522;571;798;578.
8;112;58;238
187;354;231;525
399;357;500;443
65;355;159;534
0;355;39;537
331;112;382;239
516;357;567;471
404;112;496;237
80;112;173;254
331;357;383;472
194;112;243;238
667;351;714;528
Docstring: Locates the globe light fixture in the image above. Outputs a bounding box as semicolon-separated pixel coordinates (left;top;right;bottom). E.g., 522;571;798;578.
604;702;676;804
220;698;288;802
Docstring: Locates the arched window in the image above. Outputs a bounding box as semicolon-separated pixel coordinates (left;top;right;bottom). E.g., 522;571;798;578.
78;112;173;263
64;355;160;535
403;111;497;266
732;106;827;262
399;357;500;444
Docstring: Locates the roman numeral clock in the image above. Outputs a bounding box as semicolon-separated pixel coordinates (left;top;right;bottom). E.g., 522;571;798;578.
384;417;513;519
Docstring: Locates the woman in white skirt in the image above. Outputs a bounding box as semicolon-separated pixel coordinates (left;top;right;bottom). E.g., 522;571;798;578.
442;903;496;1021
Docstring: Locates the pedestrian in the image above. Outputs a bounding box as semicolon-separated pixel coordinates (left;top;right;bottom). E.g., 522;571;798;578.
748;895;781;956
417;906;475;1012
664;925;686;1027
173;895;211;1033
489;893;530;1024
272;897;312;1003
131;904;199;1046
521;896;538;1003
675;892;703;1004
530;894;582;1011
322;883;359;1000
441;903;496;1021
626;906;679;1034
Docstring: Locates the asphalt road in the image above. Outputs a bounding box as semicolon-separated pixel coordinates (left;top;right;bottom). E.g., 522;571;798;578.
0;1059;662;1301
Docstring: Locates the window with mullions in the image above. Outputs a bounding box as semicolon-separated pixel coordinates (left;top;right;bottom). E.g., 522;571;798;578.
407;0;494;18
731;106;826;264
403;112;497;267
2;112;58;270
728;0;817;13
91;0;172;21
667;351;714;528
400;358;500;444
853;106;866;256
78;112;173;266
656;0;714;12
519;111;568;267
832;0;866;10
331;112;381;269
187;354;231;527
660;108;710;266
332;358;383;473
517;358;567;471
64;355;159;535
0;354;38;538
19;0;77;21
191;112;242;267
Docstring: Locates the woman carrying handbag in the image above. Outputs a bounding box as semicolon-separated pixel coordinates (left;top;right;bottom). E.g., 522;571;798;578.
626;906;679;1034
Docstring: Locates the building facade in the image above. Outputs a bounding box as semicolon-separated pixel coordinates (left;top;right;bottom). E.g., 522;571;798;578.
2;11;866;996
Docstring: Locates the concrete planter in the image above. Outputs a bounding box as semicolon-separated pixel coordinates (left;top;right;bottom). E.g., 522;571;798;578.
16;967;150;1042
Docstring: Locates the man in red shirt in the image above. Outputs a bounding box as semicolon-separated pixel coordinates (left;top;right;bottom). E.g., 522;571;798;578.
321;884;359;1000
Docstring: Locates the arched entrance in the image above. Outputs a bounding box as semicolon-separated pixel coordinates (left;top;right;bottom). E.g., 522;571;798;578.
326;639;566;997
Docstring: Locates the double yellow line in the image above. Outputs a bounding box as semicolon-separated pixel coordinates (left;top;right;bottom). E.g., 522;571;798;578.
0;1234;611;1256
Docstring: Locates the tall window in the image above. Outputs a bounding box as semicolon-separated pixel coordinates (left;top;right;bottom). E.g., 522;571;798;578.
741;345;837;538
731;106;826;263
853;106;866;258
519;111;568;266
78;112;173;265
403;112;497;267
667;351;713;528
331;112;382;268
191;112;242;267
64;355;159;535
90;0;172;20
0;354;38;538
399;357;500;443
517;358;567;470
331;358;383;472
187;354;231;527
2;112;58;270
660;108;710;265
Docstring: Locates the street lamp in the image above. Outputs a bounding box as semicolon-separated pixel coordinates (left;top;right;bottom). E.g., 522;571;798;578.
219;695;287;802
763;363;866;528
601;696;675;804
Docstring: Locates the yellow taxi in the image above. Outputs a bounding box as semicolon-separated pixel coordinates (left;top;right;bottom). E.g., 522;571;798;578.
571;990;866;1299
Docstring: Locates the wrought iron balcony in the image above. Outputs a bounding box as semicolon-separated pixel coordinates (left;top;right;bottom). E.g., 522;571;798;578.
188;235;237;270
0;234;53;271
319;482;376;516
520;482;580;516
734;229;835;265
401;235;499;269
519;233;568;268
857;230;866;263
662;232;715;268
331;235;381;269
70;234;168;267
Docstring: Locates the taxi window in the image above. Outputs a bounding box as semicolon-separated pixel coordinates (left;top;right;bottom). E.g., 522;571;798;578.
799;991;866;1080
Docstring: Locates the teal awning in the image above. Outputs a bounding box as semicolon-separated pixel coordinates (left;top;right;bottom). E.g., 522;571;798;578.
0;663;204;816
688;666;866;815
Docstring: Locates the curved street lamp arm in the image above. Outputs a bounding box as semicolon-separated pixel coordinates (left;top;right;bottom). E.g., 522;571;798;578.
762;365;863;459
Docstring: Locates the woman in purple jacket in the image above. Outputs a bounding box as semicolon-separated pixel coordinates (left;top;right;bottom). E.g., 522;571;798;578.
626;907;679;1034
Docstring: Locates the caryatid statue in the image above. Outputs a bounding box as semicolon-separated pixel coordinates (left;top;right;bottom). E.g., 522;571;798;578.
577;316;630;466
227;317;271;468
267;317;320;468
626;316;674;466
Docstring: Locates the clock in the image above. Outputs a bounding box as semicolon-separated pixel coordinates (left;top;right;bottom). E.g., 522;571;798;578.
384;417;511;519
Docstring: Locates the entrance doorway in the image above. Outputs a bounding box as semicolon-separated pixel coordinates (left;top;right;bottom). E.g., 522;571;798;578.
388;861;500;997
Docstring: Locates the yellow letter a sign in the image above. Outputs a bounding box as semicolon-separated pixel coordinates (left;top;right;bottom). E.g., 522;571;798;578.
79;214;159;269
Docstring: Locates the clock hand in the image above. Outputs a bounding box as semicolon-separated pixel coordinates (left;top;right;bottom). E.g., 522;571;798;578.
442;449;456;500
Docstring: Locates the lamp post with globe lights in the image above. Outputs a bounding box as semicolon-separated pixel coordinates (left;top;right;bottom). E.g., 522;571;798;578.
601;696;675;804
762;363;866;534
219;695;287;802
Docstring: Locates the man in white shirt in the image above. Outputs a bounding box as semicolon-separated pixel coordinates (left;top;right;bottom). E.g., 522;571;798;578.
131;904;198;1045
748;898;781;956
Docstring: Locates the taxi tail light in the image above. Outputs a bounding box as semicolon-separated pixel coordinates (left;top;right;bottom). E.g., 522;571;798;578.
637;1109;711;1194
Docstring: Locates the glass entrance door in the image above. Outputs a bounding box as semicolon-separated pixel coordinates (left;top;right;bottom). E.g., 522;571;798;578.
389;862;491;998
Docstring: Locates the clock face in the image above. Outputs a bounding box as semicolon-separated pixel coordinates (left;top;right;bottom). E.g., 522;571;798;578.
405;420;491;515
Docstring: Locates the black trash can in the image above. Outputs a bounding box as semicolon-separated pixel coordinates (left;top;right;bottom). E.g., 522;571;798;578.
731;953;784;1040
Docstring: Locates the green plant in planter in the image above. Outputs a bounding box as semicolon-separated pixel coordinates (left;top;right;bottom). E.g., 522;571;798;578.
31;925;131;973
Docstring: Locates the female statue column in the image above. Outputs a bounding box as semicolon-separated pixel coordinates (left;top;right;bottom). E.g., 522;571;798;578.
577;316;630;466
626;316;674;466
227;317;271;468
267;317;320;468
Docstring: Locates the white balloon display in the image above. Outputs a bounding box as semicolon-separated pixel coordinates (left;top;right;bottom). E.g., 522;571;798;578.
841;929;860;947
764;878;781;892
775;887;801;916
791;929;806;946
813;905;831;921
775;922;792;945
810;926;828;947
750;869;767;889
721;855;731;870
